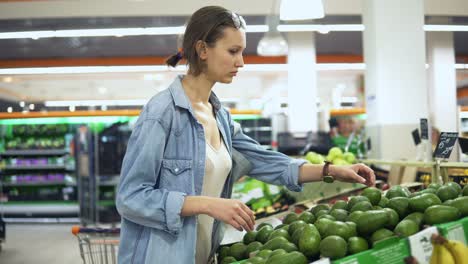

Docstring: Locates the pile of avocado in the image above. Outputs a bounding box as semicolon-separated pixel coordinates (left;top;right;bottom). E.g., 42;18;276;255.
218;182;468;264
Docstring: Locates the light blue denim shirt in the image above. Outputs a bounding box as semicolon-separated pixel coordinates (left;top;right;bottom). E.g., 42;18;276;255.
116;75;307;264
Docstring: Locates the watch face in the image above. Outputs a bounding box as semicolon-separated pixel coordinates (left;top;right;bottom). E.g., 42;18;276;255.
323;175;334;183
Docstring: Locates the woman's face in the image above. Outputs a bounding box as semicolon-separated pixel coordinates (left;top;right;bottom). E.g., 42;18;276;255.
204;27;246;83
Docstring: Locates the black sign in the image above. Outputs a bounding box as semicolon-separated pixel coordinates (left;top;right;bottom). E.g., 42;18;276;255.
412;129;421;146
434;132;458;159
367;138;372;151
459;137;468;154
420;119;428;140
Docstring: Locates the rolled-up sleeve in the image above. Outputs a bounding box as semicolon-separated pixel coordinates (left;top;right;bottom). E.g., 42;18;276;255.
228;115;307;192
116;117;186;235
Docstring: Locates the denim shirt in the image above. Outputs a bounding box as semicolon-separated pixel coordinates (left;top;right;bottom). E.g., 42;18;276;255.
116;75;307;264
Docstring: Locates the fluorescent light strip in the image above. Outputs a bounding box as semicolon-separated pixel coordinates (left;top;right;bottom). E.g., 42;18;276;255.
278;24;365;32
45;99;148;107
2;63;467;75
423;25;468;32
0;25;268;40
3;24;468;40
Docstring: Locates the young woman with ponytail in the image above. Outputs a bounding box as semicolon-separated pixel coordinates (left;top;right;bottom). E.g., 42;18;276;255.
116;6;375;264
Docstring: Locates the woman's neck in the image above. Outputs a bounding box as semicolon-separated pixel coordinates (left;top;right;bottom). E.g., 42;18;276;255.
182;73;215;104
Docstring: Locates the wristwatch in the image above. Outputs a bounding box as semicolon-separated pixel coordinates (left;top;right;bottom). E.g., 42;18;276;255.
322;161;335;183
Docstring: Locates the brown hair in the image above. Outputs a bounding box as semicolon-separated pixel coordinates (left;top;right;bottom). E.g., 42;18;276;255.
166;6;246;76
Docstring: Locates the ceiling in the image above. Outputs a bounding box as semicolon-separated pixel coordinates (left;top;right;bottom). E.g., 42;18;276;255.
0;0;468;107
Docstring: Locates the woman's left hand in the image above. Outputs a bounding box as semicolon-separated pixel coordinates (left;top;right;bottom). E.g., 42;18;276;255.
330;163;376;187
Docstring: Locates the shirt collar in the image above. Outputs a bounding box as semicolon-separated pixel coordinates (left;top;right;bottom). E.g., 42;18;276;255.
169;75;222;114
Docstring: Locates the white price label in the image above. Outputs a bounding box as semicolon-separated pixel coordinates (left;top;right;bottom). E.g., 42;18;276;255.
446;224;466;244
311;258;331;264
408;226;439;264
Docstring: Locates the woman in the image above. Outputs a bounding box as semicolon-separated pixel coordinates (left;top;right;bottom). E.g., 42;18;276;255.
116;6;375;264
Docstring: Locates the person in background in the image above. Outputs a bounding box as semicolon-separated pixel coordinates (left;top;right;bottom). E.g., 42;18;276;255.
115;6;376;264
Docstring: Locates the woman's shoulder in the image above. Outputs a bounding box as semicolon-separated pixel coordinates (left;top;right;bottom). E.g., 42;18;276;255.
138;89;175;123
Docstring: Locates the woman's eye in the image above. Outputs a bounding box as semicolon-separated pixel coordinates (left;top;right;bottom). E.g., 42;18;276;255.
229;50;238;54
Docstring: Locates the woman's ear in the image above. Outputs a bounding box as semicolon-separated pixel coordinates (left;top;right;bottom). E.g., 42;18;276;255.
195;40;208;60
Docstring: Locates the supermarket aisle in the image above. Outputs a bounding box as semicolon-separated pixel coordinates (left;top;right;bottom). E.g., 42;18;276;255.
0;224;81;264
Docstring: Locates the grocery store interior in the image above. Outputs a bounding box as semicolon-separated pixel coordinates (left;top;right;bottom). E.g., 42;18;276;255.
0;0;468;263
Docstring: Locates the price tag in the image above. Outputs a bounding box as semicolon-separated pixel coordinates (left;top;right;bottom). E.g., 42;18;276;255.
420;119;429;140
408;226;439;264
412;129;421;146
433;132;458;159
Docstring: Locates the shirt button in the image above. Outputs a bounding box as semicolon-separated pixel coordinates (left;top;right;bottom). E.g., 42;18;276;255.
174;168;179;173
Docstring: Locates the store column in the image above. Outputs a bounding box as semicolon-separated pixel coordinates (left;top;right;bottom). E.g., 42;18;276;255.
287;32;318;134
427;30;459;160
363;0;428;159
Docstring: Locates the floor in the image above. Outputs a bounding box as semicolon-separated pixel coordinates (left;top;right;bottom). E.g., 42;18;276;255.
0;224;83;264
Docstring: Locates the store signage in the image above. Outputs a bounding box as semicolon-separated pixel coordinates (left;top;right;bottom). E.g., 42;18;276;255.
433;132;458;159
412;129;421;146
458;137;468;154
420;118;428;140
408;226;439;264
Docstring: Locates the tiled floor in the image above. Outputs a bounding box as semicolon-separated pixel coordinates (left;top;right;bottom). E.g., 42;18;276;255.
0;224;83;264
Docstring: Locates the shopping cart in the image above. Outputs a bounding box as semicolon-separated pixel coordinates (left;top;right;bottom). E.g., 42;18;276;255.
72;226;120;264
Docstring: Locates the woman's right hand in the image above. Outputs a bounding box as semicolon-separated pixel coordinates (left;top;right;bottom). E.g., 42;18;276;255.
206;197;255;232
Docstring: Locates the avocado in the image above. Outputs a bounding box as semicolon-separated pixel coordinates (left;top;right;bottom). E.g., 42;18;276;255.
282;213;299;225
324;221;354;240
409;193;442;213
403;212;425;227
362;187;382;206
245;241;263;258
268;251;308;264
261;236;289;251
347;196;370;211
424;205;461;225
347;210;364;224
268;229;291;242
394;219;419;237
348;236;369;254
330;209;349;222
298;228;321;258
436;186;458;202
449;196;468;217
229;242;247;261
256;225;274;244
386;197;410;219
331;200;348;211
350;201;373;213
356;210;389;235
288;220;307;236
319;235;347;260
297;211;315;224
383;208;399;229
243;231;258;245
310;204;330;216
370;228;394;244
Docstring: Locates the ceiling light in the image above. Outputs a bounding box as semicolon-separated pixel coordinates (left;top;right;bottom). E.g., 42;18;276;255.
2;77;13;83
280;0;324;20
257;34;288;56
19;101;25;107
46;99;148;107
0;65;186;75
69;106;76;112
97;86;107;94
258;9;288;57
29;104;35;110
423;25;468;32
7;107;12;113
101;105;108;111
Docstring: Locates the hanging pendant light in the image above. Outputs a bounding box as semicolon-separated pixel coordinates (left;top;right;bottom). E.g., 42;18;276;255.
257;0;288;56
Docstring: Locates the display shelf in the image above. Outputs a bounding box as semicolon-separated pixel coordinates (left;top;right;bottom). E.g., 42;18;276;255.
2;165;68;171
0;202;79;214
0;149;69;156
2;181;76;187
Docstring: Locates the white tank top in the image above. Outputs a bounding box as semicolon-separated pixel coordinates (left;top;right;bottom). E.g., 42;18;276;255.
195;140;232;264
